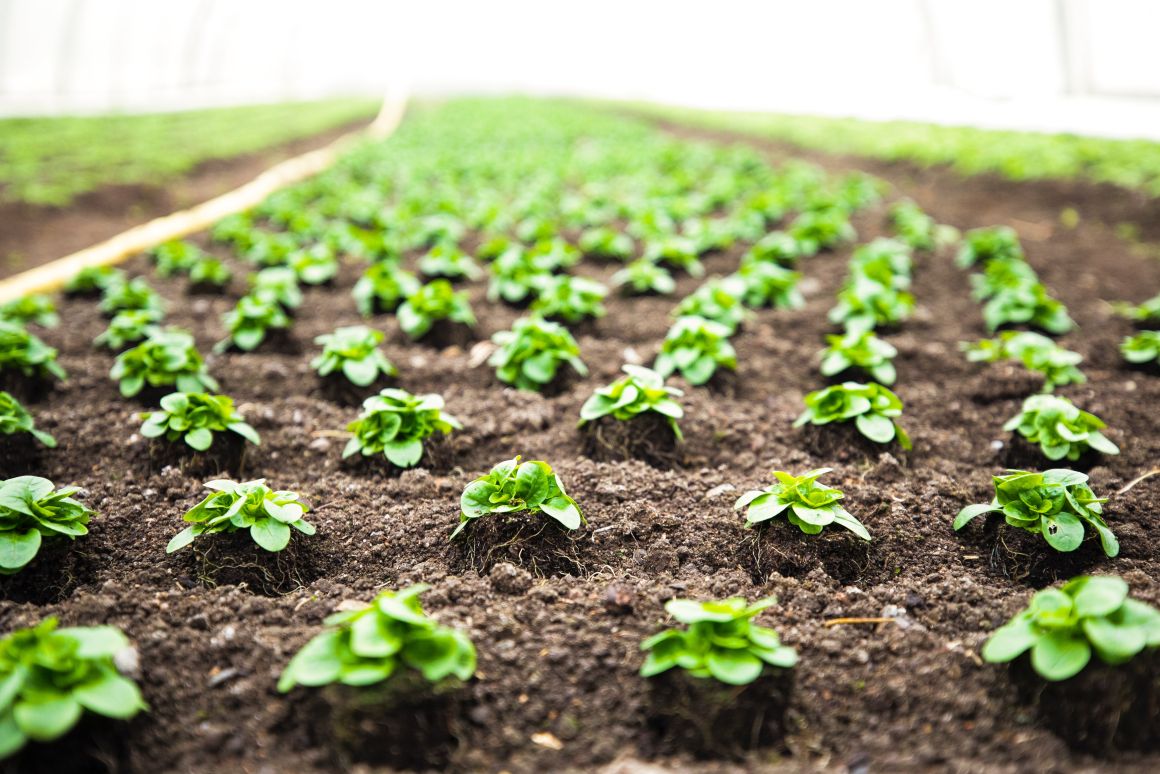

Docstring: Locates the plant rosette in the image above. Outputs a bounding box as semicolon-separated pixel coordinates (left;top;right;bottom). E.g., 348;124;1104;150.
954;469;1117;557
795;381;911;450
0;476;93;575
735;468;870;540
311;326;397;389
139;392;260;460
1002;394;1118;462
166;479;314;555
454;456;583;539
819;329;898;385
342;389;461;469
487;317;587;392
0;391;56;449
654;315;737;387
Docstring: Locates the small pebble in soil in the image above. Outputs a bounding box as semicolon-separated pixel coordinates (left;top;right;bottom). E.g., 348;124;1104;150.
489;562;532;595
602;583;635;614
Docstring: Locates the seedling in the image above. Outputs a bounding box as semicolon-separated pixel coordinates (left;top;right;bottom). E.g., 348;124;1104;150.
1111;293;1160;323
962;331;1085;391
735;468;870;540
93;309;164;351
487;247;554;304
150;240;204;277
578;364;684;439
982;575;1160;680
0;391;56;448
343;388;461;468
488;316;587;391
166;479;315;554
612;258;676;296
188;256;232;288
795;382;911;450
0;618;146;757
251;266;302;310
0;476;93;574
455;456;583;538
672;278;750;334
743;231;801;267
243;231;299;266
312;326;397;387
983;283;1074;334
277;584;476;692
643;236;704;277
579;227;634;261
215;293;291;353
890;200;956;251
516;215;558;244
140;392;260;452
0;295;58;329
110;328;218;398
1003;394;1119;461
290;245;339;285
828;277;915;333
64;266;124;295
418;243;482;281
397;281;476;340
654;316;736;386
0;322;67;383
954;469;1117;557
98;277;164;317
820;329;898;385
352;263;422;316
970;256;1039;301
640;597;797;685
527;238;581;272
957;226;1024;269
1121;330;1160;364
732;261;804;310
787;209;855;256
681;217;735;254
847;239;912;290
530;275;608;323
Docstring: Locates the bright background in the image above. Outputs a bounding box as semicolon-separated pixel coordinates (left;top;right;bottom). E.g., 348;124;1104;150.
2;0;1159;138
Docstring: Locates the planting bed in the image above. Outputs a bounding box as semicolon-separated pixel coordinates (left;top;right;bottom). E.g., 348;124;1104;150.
2;100;1160;772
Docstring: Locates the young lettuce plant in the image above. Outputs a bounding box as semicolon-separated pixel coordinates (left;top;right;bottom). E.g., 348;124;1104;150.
0;476;93;574
889;200;957;252
1003;395;1119;461
289;245;340;286
969;256;1039;301
94;309;164;351
735;468;870;540
188;256;232;288
398;280;476;340
981;576;1160;681
954;469;1117;557
311;326;397;387
352;262;422;316
98;277;165;317
418;243;482;281
612;258;677;296
1121;330;1160;365
454;456;583;538
0;322;67;383
64;266;124;296
0;391;56;448
819;329;898;385
277;584;476;693
962;331;1086;391
488;316;587;391
530;275;608;323
139;392;260;452
166;479;315;554
957;226;1024;269
578;365;684;439
743;231;801;267
215;293;291;353
795;382;912;450
0;618;147;757
1111;293;1160;324
732;261;804;310
0;295;59;329
788;208;855;256
643;236;704;277
640;597;797;685
487;247;554;304
150;239;204;277
672;278;750;334
983;283;1074;335
654;316;737;386
579;227;634;261
110;328;218;398
343;388;461;468
251;266;303;311
828;277;915;334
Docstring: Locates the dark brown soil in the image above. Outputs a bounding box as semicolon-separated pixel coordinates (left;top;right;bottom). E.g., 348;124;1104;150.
1;114;1160;773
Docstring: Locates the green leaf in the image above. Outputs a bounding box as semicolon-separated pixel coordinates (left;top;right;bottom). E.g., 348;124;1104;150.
1041;510;1085;552
855;412;896;444
342;357;380;387
461;481;497;518
350;613;403;658
13;696;82;741
1082;617;1145;664
58;626;130;658
73;673;145;719
166;526;196;553
665;599;735;624
1068;576;1129;618
953;502;996;530
185;427;214;451
539;497;581;530
705;649;763;685
0;528;41;571
981;618;1037;663
1030;631;1091;681
278;630;344;691
383;438;424;468
250;519;292;552
0;711;27;759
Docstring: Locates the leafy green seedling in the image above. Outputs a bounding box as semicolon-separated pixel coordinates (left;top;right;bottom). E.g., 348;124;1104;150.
983;283;1074;334
578;364;683;439
743;231;801;267
788;209;855;256
215;293;290;353
847;239;913;290
982;576;1160;681
251;266;303;310
1122;330;1160;364
488;316;587;391
64;266;124;295
735;468;869;540
110;328;217;398
0;322;67;383
140;392;260;452
527;238;582;271
290;245;339;285
954;469;1117;557
957;226;1024;269
654;316;736;386
970;256;1039;301
643;236;704;277
93;309;163;351
455;456;583;538
418;244;482;281
166;479;315;554
277;584;476;692
732;261;804;310
889;200;957;251
640;597;797;685
612;258;676;296
672;278;750;334
795;381;911;450
820;329;898;385
0;617;146;757
1003;394;1118;461
0;295;58;329
150;240;204;277
343;388;461;468
579;227;634;261
0;391;56;448
1111;293;1160;324
962;331;1086;391
487;247;554;304
98;277;164;317
0;476;93;574
188;255;232;288
352;262;422;316
828;277;915;334
530;275;608;323
398;281;476;340
312;326;397;387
